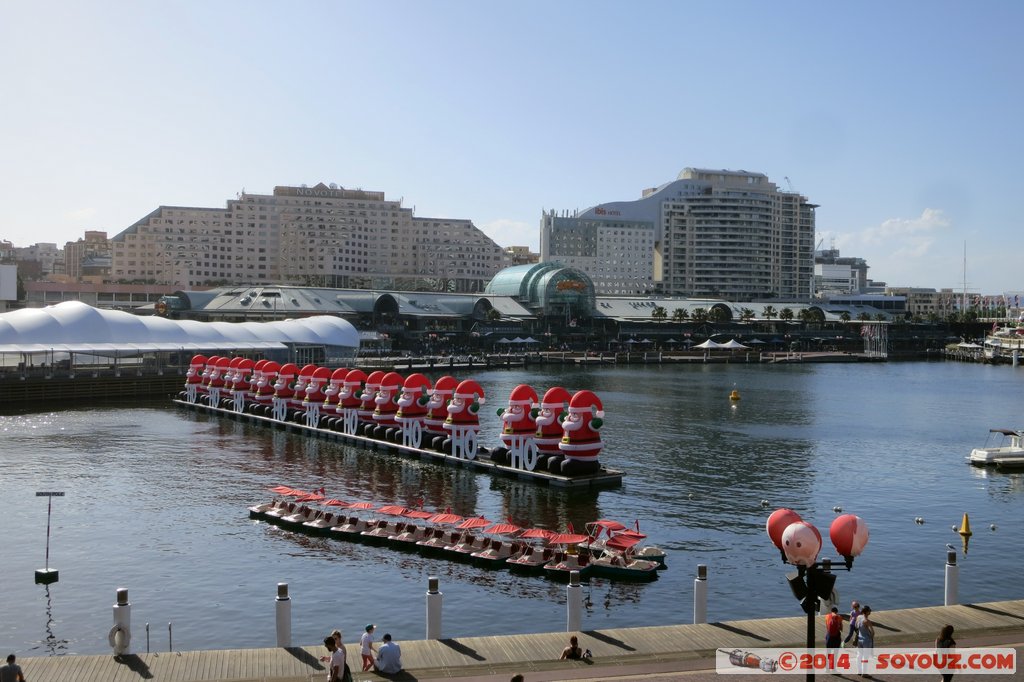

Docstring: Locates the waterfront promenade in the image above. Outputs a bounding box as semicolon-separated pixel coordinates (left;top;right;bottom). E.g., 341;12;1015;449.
14;599;1023;681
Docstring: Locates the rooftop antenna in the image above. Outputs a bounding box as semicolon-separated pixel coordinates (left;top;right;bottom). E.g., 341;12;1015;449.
962;241;968;311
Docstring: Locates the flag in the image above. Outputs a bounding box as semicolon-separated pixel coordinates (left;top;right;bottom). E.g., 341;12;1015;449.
567;521;574;533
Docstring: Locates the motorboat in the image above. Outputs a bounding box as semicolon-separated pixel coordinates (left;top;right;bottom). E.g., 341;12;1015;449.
589;534;660;580
969;429;1024;466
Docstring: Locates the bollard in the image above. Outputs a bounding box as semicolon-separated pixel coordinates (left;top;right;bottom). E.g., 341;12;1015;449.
276;582;292;647
944;550;959;606
426;576;443;639
168;622;173;652
693;564;708;624
566;570;582;632
110;587;132;656
145;623;150;653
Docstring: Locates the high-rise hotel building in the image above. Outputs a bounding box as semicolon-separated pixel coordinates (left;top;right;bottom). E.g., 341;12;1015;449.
112;183;509;292
541;168;817;300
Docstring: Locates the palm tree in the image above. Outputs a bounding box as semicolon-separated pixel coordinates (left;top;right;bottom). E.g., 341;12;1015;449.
857;312;872;322
839;311;851;323
651;306;668;321
739;307;755;323
762;305;777;321
691;307;709;324
671;308;689;323
779;308;794;322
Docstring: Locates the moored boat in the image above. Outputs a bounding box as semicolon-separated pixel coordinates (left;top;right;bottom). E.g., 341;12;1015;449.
589;534;660;580
968;429;1024;466
542;532;593;580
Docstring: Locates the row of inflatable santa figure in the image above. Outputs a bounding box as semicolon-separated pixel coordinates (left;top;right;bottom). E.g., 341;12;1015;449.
180;356;605;476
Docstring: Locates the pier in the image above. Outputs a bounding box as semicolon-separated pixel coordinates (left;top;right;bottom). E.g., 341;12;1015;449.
13;599;1024;681
176;399;625;489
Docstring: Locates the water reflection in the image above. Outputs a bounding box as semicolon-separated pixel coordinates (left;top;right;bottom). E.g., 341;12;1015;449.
34;584;68;656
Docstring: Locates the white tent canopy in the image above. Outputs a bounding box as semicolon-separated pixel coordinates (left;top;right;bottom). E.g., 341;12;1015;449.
720;339;750;349
0;301;359;355
694;339;724;349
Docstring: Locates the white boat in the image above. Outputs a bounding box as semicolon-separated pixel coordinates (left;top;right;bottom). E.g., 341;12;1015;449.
968;429;1024;465
589;534;660;580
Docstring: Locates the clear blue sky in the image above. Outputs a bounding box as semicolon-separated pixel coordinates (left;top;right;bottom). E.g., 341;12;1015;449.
2;1;1021;295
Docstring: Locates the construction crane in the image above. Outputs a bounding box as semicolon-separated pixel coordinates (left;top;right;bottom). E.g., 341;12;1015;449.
784;176;797;193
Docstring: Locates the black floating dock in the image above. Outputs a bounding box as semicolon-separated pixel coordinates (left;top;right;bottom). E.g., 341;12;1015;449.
173;399;624;488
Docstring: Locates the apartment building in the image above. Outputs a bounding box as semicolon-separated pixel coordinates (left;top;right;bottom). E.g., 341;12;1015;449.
541;168;816;299
111;183;509;292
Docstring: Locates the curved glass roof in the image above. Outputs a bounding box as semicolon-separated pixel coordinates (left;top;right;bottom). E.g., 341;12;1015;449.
485;263;596;313
0;301;359;353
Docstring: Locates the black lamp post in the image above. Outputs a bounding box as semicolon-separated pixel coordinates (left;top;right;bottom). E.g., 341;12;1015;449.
766;510;869;682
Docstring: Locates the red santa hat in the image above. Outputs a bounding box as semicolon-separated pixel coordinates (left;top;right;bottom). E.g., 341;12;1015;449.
507;384;538;406
567;390;604;419
402;373;433;393
539;386;572;410
298;364;318;378
379;371;404;391
453;379;485;405
277;363;299;378
431;375;459;396
190;354;208;368
312;366;332;381
330;367;350;382
261;361;281;375
343;369;366;386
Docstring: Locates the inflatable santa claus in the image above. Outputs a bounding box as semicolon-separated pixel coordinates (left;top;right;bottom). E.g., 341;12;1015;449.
534;386;571;471
336;368;367;434
493;384;540;469
557;389;605;476
395;373;432;449
443;379;485;459
183;354;208;403
423;375;458;449
371;371;405;440
357;370;385;436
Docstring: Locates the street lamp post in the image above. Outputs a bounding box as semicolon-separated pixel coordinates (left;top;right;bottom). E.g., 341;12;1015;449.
766;509;869;682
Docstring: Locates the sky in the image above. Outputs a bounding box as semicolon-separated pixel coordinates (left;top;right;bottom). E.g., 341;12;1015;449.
1;1;1021;295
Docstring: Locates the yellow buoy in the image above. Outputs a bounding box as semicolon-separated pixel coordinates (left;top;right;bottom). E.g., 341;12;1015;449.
729;390;741;401
958;512;972;537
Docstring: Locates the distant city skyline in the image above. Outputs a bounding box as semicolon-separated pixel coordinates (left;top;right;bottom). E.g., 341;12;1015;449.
2;1;1021;294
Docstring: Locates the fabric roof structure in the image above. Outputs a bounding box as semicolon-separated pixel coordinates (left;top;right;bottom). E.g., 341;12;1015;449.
0;301;359;355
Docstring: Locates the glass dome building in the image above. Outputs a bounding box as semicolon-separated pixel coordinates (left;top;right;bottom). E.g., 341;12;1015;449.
485;262;596;320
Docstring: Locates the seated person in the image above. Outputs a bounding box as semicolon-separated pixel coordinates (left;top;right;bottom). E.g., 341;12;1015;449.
374;632;403;675
560;635;583;660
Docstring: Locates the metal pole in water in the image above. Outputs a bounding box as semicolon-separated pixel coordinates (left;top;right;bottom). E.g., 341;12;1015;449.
35;491;64;584
566;570;582;632
693;564;708;624
146;623;150;653
426;576;443;639
944;550;959;606
275;583;291;647
168;622;173;652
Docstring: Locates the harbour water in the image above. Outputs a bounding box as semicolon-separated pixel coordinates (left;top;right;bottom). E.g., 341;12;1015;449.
2;361;1023;656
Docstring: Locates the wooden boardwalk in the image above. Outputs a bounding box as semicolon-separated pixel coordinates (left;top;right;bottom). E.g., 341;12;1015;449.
14;599;1024;681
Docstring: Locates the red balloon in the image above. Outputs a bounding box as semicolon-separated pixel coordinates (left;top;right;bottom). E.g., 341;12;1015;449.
766;508;802;550
830;514;869;558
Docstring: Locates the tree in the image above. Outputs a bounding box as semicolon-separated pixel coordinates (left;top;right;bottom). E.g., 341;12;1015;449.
652;306;668;321
840;311;851;323
691;307;709;324
779;307;794;321
857;312;872;322
486;308;502;322
739;307;755;323
762;305;777;321
671;308;689;323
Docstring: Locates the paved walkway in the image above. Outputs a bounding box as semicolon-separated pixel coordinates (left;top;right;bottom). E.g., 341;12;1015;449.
14;599;1024;681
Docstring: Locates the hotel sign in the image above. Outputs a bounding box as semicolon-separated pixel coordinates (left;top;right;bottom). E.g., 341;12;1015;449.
594;207;622;216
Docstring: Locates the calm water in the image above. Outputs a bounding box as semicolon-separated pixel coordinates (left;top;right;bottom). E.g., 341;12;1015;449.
2;361;1023;656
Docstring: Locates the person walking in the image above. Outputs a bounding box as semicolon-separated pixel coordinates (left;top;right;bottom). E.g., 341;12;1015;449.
360;624;377;672
844;600;861;647
824;606;843;668
323;636;345;682
374;633;402;675
856;605;875;675
936;624;956;682
1;654;26;682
